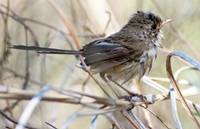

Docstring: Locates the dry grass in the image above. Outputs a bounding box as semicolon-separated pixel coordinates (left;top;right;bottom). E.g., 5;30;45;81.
0;0;200;129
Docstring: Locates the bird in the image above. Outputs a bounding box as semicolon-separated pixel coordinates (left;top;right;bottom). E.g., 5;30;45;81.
10;11;171;85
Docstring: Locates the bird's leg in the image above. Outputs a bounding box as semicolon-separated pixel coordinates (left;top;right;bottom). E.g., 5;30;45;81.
100;73;120;98
107;76;138;96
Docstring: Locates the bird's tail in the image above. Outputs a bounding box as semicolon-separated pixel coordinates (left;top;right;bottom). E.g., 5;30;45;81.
9;45;83;55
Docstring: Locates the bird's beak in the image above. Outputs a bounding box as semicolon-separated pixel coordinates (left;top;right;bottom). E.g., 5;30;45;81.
161;19;173;27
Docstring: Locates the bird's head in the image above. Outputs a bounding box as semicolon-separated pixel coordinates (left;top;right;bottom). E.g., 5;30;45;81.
124;11;171;42
129;11;164;31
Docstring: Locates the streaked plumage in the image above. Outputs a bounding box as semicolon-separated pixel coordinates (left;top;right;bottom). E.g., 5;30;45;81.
10;11;164;84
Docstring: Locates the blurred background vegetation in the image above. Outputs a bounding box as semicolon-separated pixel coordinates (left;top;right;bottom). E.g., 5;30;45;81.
0;0;200;129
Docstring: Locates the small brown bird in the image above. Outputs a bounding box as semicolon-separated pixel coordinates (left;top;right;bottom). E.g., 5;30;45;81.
10;11;170;85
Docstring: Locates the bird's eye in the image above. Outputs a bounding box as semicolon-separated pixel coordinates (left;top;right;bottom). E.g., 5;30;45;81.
148;13;155;21
151;24;157;30
147;13;159;29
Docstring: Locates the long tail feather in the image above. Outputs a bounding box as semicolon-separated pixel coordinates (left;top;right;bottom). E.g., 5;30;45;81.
9;45;82;55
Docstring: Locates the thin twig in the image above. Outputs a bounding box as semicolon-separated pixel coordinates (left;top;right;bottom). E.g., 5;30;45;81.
166;50;200;128
0;109;36;129
45;122;58;129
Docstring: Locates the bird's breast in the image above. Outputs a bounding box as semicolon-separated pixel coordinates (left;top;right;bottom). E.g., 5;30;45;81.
138;44;158;75
147;45;158;58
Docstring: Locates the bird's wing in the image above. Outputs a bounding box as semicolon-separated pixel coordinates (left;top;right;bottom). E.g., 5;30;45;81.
82;41;143;73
